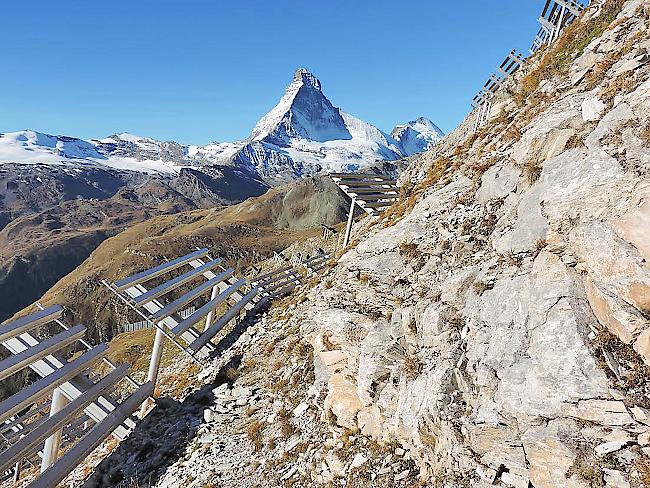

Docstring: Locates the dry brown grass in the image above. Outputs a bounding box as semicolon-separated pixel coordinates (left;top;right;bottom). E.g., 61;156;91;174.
467;156;499;179
636;459;650;487
500;250;522;267
569;451;605;487
473;280;493;296
403;354;423;380
447;310;464;333
585;58;617;91
565;132;585;149
640;123;650;146
268;376;289;394
466;162;488;179
419;427;437;448
322;333;337;351
382;156;455;227
502;124;523;143
367;309;383;321
594;329;650;408
293;341;312;359
277;408;296;438
523;159;543;184
398;241;420;259
246;420;266;451
517;0;626;102
588;29;644;94
600;72;638;106
492;109;511;127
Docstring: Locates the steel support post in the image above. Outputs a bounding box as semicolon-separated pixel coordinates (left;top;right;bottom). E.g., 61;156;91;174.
40;388;68;473
140;327;164;416
554;5;567;40
13;460;21;483
343;197;357;248
203;284;221;332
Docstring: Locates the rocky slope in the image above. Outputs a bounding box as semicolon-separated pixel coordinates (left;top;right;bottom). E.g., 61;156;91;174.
71;1;650;487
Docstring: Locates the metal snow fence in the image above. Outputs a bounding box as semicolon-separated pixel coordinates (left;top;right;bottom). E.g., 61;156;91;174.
531;0;587;53
251;265;303;299
470;50;523;132
469;0;590;129
321;224;336;240
122;306;196;333
303;251;331;275
329;173;399;247
0;306;152;485
104;248;262;402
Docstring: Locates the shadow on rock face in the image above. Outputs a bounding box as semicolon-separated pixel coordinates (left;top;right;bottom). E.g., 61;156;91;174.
84;305;268;487
85;387;211;488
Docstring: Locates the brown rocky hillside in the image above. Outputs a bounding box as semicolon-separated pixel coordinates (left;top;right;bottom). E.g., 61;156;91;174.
21;175;349;344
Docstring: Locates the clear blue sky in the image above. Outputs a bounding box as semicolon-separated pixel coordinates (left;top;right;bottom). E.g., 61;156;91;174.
0;1;542;145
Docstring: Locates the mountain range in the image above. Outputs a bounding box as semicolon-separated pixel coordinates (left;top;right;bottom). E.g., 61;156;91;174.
0;68;442;322
0;68;443;185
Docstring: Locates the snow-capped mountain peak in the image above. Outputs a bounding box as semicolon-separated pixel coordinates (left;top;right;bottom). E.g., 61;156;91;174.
293;67;321;90
1;69;444;184
249;68;351;145
0;129;106;163
391;117;444;156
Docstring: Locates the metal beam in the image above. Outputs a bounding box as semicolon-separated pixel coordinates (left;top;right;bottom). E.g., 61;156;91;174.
343;196;356;248
555;0;583;16
150;270;234;321
190;256;252;311
1;403;51;435
335;180;397;188
0;345;108;425
539;16;556;33
132;258;222;306
329;173;392;180
189;288;259;353
1;334;133;440
0;325;86;382
360;201;395;210
118;283;207;360
0;306;63;343
356;195;399;204
113;248;209;291
145;329;165;397
171;278;246;336
40;388;68;474
251;265;294;286
257;269;300;287
31;381;154;488
260;275;302;296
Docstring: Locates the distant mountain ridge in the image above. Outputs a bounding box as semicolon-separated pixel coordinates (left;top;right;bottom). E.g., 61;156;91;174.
0;68;443;184
391;117;444;155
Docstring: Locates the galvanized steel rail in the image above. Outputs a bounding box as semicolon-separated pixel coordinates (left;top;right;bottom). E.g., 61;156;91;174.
0;307;151;486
